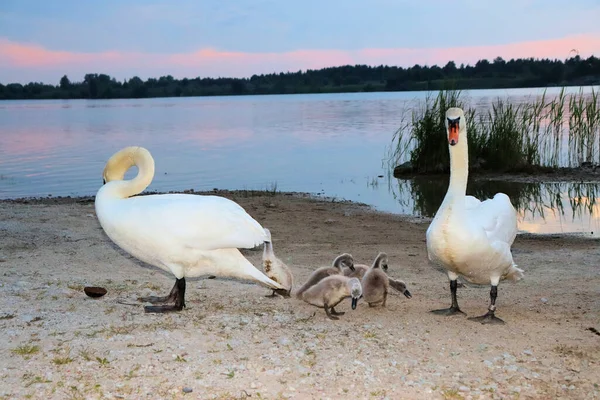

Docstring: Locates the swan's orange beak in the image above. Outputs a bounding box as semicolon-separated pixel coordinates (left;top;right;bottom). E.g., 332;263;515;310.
448;123;459;146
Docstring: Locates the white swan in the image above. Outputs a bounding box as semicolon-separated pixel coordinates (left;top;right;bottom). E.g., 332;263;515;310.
425;108;524;324
95;146;284;313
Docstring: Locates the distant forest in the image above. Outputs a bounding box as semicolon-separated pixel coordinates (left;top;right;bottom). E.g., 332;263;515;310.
1;55;599;100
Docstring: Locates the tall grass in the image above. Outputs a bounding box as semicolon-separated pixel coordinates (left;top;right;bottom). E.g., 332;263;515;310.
389;87;600;173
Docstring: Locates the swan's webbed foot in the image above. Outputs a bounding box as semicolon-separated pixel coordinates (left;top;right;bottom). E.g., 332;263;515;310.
468;311;505;325
144;303;185;313
138;294;174;304
432;279;465;316
468;285;504;324
138;280;178;304
430;306;466;316
324;305;339;320
142;278;186;314
330;307;345;316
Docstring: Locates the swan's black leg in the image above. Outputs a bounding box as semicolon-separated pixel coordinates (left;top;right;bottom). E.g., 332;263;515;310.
324;304;339;320
138;280;178;304
431;279;466;316
143;278;186;313
330;306;345;316
468;285;505;325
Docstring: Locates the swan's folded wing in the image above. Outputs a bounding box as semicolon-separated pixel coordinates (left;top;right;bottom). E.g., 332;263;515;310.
464;195;481;210
470;193;517;245
121;194;267;250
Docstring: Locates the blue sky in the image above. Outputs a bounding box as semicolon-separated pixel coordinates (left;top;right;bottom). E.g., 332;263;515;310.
1;0;599;83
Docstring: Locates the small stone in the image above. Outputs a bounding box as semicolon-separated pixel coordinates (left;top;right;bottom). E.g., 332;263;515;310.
523;349;533;356
250;382;258;389
458;386;470;392
182;387;193;393
541;297;548;304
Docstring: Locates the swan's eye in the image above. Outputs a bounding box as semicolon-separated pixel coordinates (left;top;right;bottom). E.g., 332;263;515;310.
447;117;460;129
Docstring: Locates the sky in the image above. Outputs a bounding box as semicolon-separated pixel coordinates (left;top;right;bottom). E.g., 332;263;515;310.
1;0;600;84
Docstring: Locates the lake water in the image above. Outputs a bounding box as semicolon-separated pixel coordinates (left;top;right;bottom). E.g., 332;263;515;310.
1;87;599;237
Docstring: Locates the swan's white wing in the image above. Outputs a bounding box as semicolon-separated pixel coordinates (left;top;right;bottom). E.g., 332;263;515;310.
464;195;481;210
469;193;517;245
116;194;267;250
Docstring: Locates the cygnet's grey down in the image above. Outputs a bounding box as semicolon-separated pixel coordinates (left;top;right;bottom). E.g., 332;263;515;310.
343;263;369;279
301;275;362;320
294;253;354;299
362;252;412;307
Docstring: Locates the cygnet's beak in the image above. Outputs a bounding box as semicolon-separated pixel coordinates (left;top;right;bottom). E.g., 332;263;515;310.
102;179;106;185
351;297;358;310
404;289;412;299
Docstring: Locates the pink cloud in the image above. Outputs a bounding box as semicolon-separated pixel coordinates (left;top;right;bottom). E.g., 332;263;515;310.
1;34;599;83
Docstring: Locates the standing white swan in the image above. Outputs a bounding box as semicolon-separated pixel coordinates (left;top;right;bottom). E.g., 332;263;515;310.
426;108;524;324
95;146;284;313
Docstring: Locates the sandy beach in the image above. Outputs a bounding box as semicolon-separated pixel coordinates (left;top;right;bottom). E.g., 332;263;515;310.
1;191;599;399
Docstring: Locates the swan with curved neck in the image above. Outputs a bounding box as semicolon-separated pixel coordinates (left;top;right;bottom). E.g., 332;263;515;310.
426;108;524;324
95;146;284;313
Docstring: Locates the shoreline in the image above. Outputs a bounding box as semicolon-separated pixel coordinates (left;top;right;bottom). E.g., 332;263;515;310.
2;188;599;241
1;190;599;399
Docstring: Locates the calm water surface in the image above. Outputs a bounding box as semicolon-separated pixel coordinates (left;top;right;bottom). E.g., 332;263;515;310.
1;88;599;237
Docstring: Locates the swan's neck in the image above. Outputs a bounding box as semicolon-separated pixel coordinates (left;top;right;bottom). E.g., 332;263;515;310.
372;254;385;269
112;149;155;199
263;241;274;259
445;137;469;201
333;260;344;272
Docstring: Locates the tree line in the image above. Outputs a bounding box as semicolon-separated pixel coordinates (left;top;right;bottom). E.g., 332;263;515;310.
1;55;599;100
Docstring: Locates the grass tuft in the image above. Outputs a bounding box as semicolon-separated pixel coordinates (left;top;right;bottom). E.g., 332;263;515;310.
11;344;40;356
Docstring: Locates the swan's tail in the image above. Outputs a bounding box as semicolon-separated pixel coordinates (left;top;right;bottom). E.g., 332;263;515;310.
505;264;524;282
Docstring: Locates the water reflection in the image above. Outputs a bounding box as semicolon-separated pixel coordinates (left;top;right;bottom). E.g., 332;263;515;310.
389;178;600;237
1;90;600;238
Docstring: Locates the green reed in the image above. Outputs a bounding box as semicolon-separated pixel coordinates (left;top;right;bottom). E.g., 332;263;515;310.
389;86;600;172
